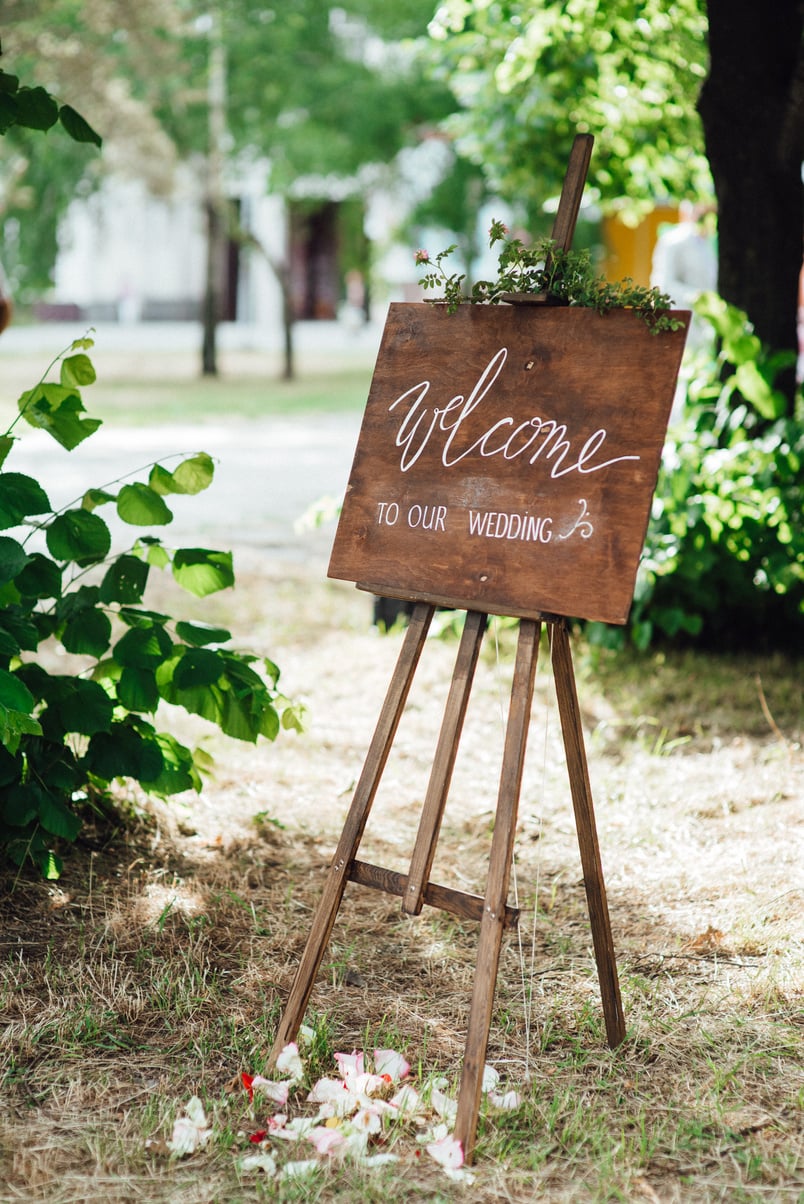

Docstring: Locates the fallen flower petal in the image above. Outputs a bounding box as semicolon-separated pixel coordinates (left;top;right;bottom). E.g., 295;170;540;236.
487;1088;522;1111
307;1077;349;1104
249;1076;290;1106
430;1085;458;1123
307;1126;347;1156
445;1166;477;1185
248;1130;268;1144
351;1106;382;1135
481;1064;500;1093
359;1153;401;1168
335;1051;364;1079
389;1084;422;1117
276;1042;304;1082
166;1097;210;1157
426;1134;464;1170
241;1072;255;1102
374;1049;410;1082
298;1024;316;1046
279;1159;320;1180
240;1152;278;1176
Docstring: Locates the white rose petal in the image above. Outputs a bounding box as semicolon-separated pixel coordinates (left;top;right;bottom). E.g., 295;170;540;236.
166;1097;210;1156
276;1042;304;1082
481;1064;500;1093
240;1152;278;1176
280;1158;320;1180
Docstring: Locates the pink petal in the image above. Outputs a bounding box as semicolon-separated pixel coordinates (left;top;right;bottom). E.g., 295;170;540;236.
307;1126;346;1156
426;1134;464;1170
334;1051;364;1078
374;1049;410;1082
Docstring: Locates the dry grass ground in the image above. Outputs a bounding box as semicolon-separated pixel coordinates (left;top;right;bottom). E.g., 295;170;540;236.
0;547;801;1204
0;334;802;1201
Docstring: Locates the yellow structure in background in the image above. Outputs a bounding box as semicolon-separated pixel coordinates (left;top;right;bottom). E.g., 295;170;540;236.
600;204;679;288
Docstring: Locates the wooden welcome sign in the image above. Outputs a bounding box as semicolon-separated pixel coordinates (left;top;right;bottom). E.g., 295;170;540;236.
329;301;689;625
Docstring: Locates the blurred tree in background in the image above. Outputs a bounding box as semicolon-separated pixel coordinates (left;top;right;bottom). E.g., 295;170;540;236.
427;0;803;411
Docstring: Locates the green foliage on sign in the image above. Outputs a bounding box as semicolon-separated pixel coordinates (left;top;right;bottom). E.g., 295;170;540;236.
593;297;803;651
417;219;682;332
0;338;305;879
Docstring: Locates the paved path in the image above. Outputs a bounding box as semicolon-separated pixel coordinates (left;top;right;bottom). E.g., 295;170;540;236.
2;318;382;566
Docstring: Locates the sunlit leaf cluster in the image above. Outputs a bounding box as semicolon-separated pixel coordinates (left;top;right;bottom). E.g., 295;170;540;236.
0;338;303;878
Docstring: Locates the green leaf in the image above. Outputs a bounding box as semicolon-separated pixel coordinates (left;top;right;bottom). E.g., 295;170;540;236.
84;722;163;783
50;678;114;737
60;353;96;388
116;483;173;526
171;648;223;689
61;608;112;657
0;436;15;468
56;584;100;620
0;536;30;586
14;85;59;131
175;620;232;646
150;453;215;496
118;607;170;628
58;103;102;147
733;362;785;421
0;92;18;135
38;849;63;880
139;539;170;569
0;610;39;652
172;548;234;597
147;465;176;496
139;731;200;795
0;70;21;95
261;706;280;740
117;666;159;713
99;554;149;604
0;668;35;714
113;624;172;669
14;553;62;599
46;509;111;565
82;488;116;511
0;472;51;528
18;384;102;450
38;795;82;841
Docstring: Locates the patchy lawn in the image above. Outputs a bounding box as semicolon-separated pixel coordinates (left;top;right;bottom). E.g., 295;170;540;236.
1;550;801;1202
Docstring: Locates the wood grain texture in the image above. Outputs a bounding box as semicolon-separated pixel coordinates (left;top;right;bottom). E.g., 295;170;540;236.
329;304;689;624
267;603;433;1066
454;618;542;1163
551;622;626;1049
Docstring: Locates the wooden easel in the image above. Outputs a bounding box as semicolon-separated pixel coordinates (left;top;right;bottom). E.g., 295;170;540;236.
269;136;626;1163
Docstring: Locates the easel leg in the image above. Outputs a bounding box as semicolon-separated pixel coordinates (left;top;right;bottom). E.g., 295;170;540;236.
268;602;434;1065
404;609;487;916
454;618;542;1164
550;622;626;1049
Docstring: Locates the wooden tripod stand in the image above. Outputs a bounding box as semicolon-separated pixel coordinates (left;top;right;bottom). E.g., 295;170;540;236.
268;136;634;1162
268;603;625;1162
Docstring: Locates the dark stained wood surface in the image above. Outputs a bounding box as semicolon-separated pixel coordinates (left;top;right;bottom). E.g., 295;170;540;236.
329;303;689;625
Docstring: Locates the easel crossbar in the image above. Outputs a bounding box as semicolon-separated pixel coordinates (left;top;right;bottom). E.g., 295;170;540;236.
348;858;520;929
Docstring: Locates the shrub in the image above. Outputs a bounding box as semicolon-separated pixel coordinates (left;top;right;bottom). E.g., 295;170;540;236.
590;295;803;651
0;336;303;878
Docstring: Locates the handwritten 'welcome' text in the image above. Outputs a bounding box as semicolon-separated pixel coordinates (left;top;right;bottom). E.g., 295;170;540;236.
388;348;640;478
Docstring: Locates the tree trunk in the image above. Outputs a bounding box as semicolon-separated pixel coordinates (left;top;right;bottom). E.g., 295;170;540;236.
699;0;803;410
201;199;220;377
279;263;295;382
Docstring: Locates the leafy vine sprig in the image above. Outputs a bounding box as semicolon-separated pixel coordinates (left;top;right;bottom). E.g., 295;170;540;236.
416;218;683;333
